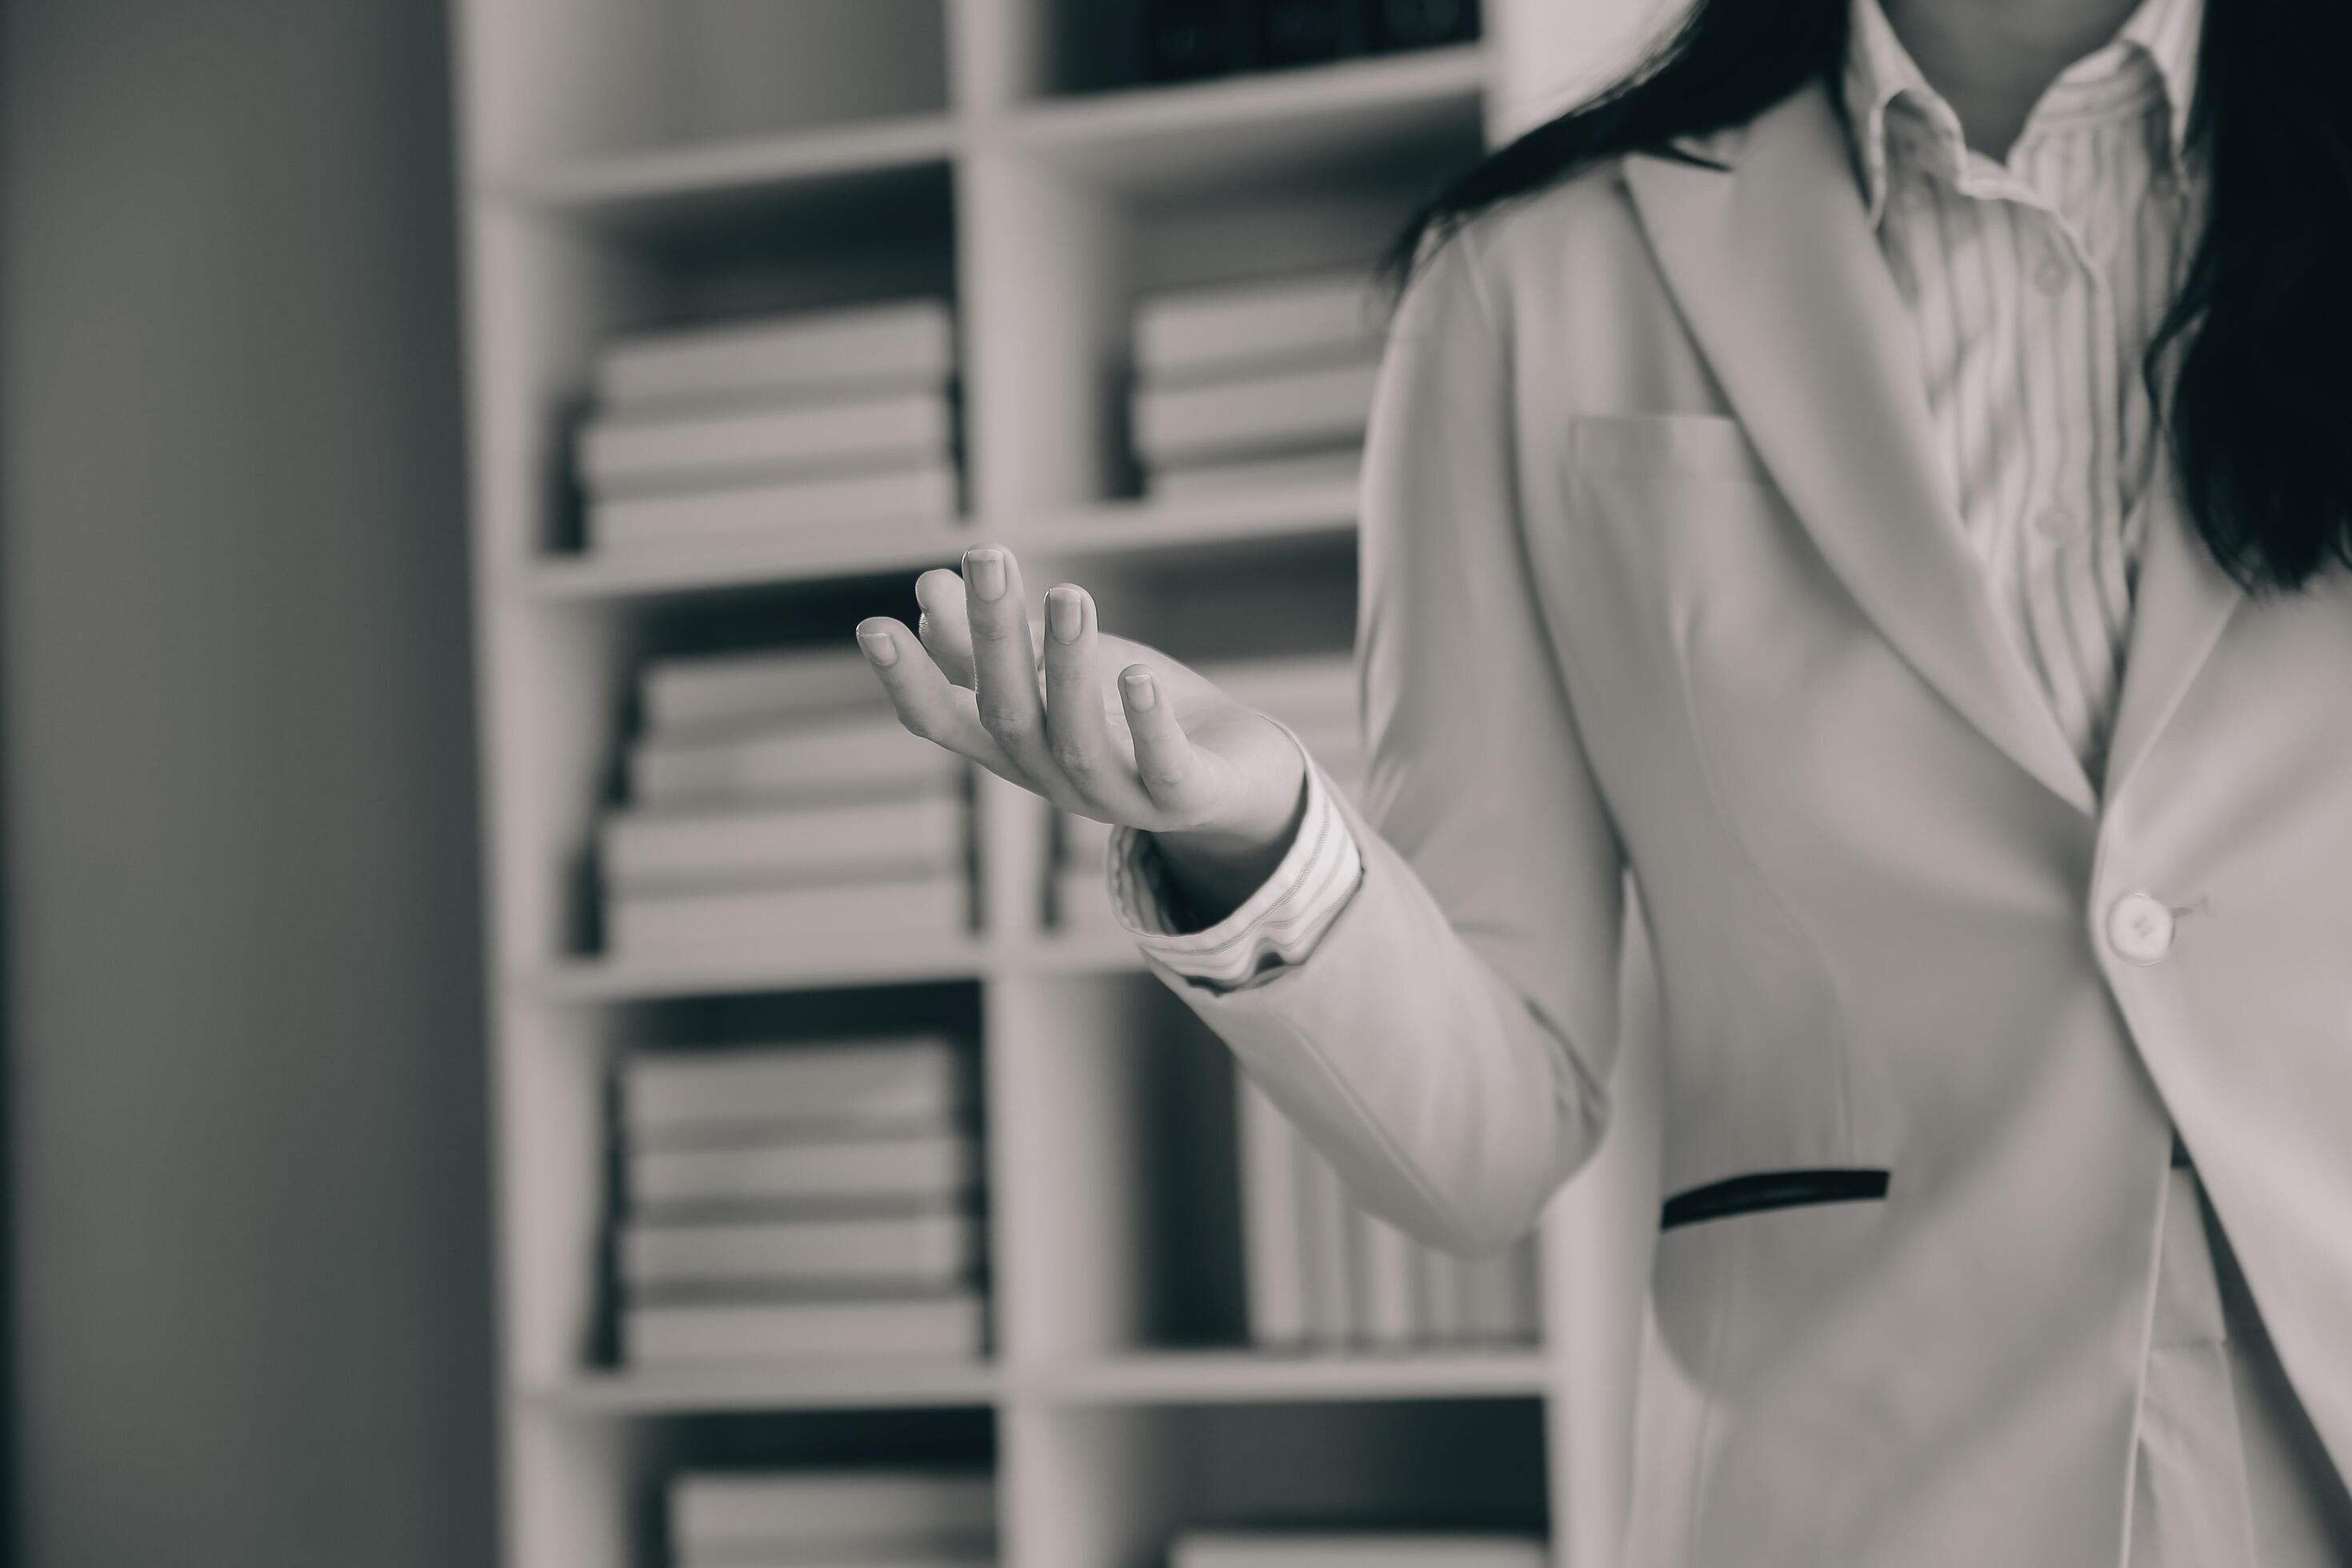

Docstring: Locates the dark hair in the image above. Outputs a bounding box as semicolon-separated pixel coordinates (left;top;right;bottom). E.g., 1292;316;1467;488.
1381;1;2352;595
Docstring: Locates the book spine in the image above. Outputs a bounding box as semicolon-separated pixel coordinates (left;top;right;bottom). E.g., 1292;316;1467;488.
1235;1076;1310;1347
1354;1206;1418;1348
580;392;952;491
1144;446;1362;500
608;872;970;958
1416;1243;1467;1346
1131;358;1378;466
672;1469;995;1548
1134;274;1380;380
602;795;966;893
591;462;958;550
626;1040;970;1130
631;720;962;806
599;300;954;407
1297;1138;1356;1349
622;1212;981;1288
640;647;888;731
630;1130;983;1210
625;1293;986;1363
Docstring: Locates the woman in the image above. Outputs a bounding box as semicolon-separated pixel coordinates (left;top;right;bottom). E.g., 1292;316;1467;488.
854;0;2352;1560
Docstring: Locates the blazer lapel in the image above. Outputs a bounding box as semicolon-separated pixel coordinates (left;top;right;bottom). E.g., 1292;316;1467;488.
2101;457;2246;801
1623;80;2099;818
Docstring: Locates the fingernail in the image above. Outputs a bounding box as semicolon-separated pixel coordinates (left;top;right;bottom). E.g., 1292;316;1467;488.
857;624;898;667
964;547;1006;602
1046;586;1082;644
1121;667;1157;711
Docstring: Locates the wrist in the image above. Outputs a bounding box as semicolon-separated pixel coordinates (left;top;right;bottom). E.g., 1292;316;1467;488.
1148;749;1310;925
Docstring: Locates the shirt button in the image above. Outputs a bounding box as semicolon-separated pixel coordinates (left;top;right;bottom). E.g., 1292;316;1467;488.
2034;253;2070;294
2107;892;2177;966
2035;504;2074;541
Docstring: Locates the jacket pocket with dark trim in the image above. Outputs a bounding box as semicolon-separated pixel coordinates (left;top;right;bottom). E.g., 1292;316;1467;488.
1660;1167;1890;1231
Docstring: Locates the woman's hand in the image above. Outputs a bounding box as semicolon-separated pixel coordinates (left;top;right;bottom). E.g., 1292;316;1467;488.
854;543;1310;920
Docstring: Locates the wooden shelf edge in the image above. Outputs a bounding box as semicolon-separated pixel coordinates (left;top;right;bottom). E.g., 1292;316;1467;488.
1022;1348;1553;1405
1006;46;1492;152
524;1358;1001;1415
482;113;962;214
524;938;994;1002
520;1350;1551;1417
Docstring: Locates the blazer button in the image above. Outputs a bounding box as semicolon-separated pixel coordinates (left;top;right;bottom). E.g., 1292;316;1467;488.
2107;891;2176;965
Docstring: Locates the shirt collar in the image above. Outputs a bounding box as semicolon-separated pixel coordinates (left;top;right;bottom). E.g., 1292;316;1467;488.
1841;0;2205;226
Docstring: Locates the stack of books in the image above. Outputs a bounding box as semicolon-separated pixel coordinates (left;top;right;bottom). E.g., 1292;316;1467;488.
1130;271;1384;502
1235;1075;1542;1351
603;645;973;960
576;298;961;558
1144;0;1483;82
619;1035;988;1366
1050;652;1359;935
669;1470;996;1568
1168;1533;1545;1568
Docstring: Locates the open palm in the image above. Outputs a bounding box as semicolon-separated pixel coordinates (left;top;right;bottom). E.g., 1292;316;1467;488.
854;543;1309;904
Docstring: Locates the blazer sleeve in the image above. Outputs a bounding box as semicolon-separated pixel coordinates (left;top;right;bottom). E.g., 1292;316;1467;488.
1133;228;1630;1256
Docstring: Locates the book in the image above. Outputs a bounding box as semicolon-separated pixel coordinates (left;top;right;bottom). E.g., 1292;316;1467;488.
607;873;970;958
630;1128;982;1211
1456;1239;1540;1345
632;714;962;805
624;1037;971;1137
1142;0;1246;81
1258;0;1364;66
1146;446;1362;501
597;298;955;409
1369;0;1481;52
602;795;966;893
590;460;958;552
1169;1533;1549;1568
579;389;954;493
1236;1075;1310;1346
1134;357;1379;466
622;1210;982;1290
626;1290;986;1363
1297;1137;1357;1347
1135;270;1382;383
671;1468;994;1552
641;646;892;734
1354;1205;1419;1347
1414;1245;1467;1344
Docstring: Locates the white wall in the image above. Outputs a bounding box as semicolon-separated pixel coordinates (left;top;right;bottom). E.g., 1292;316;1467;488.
0;2;497;1564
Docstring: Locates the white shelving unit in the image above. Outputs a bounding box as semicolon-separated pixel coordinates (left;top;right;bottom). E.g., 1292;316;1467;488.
446;4;1658;1566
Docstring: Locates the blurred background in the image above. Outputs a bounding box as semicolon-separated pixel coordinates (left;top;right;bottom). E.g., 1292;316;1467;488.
0;2;1665;1565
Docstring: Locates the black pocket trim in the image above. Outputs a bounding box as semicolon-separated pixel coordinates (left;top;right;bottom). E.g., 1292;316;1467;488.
1660;1168;1890;1231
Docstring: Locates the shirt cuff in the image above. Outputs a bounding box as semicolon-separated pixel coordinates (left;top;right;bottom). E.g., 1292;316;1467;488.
1105;722;1365;992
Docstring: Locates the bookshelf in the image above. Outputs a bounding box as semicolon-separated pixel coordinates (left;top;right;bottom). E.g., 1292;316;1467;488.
448;3;1661;1566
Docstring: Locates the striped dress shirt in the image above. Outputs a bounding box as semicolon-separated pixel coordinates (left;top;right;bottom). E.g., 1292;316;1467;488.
1111;0;2352;1552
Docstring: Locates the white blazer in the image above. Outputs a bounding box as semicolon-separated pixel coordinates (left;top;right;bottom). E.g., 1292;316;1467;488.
1133;78;2352;1566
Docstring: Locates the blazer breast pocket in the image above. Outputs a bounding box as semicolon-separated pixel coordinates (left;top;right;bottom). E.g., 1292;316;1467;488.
1566;411;1773;486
